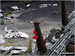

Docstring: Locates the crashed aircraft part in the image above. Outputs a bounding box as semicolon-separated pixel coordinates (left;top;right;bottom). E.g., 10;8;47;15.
4;27;29;39
45;13;75;56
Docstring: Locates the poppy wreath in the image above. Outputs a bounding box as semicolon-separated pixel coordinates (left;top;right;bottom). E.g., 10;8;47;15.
33;29;38;39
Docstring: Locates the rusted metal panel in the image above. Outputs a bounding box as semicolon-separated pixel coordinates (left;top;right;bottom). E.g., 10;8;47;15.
61;1;68;26
66;44;75;52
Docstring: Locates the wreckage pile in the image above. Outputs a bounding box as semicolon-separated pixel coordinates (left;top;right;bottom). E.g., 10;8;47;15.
44;11;75;56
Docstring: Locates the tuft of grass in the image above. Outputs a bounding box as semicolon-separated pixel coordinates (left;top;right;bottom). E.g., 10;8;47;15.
17;44;24;47
5;11;13;16
5;52;26;56
0;43;14;47
0;39;25;47
28;39;32;53
7;39;19;43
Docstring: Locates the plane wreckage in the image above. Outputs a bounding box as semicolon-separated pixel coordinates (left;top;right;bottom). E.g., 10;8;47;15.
4;27;29;39
29;1;75;56
0;46;28;56
0;1;75;56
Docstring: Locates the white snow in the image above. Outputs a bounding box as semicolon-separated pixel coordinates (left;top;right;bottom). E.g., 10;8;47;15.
0;46;13;51
0;13;3;17
0;35;5;44
4;27;29;39
39;4;48;8
0;9;3;12
52;4;58;7
11;6;19;10
14;47;28;52
18;32;29;38
0;46;28;52
26;4;31;7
